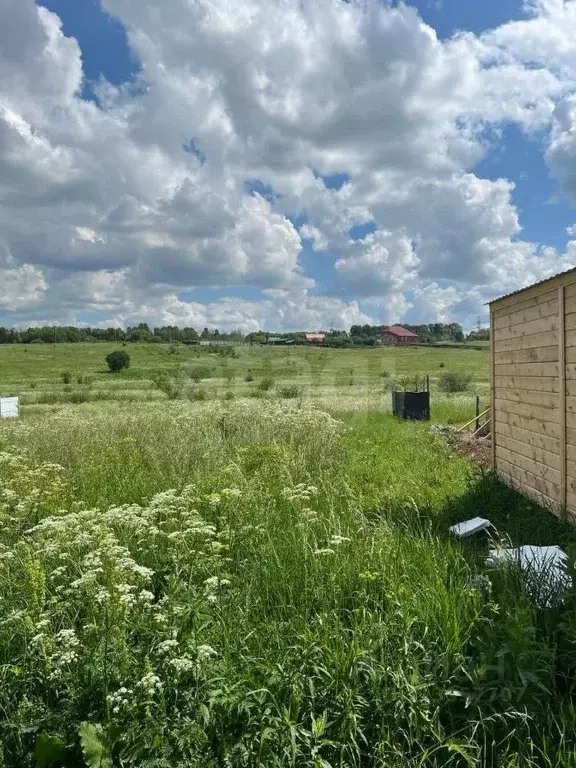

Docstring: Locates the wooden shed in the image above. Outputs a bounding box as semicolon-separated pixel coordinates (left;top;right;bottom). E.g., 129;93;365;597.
489;267;576;517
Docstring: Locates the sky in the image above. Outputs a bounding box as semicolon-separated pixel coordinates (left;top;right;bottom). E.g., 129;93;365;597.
3;1;576;332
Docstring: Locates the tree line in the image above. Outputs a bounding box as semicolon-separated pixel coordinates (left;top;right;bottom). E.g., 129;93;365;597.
0;322;487;346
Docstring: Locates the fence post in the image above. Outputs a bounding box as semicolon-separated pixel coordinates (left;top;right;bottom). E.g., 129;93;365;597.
475;395;480;432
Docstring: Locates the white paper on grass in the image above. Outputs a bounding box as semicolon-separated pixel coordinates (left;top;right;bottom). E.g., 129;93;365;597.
0;397;19;419
449;517;491;539
487;545;572;608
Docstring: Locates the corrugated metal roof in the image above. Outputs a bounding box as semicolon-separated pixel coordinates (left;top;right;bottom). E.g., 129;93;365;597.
488;266;576;305
384;326;419;337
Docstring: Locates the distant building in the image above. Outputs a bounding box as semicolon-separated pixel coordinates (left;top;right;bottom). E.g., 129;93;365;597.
305;333;326;343
382;326;419;345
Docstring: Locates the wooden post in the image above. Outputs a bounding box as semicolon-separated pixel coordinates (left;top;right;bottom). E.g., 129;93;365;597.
475;395;480;432
490;309;496;470
426;374;430;393
559;285;567;510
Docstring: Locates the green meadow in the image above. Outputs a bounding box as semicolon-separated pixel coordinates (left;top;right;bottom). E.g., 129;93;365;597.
2;342;576;766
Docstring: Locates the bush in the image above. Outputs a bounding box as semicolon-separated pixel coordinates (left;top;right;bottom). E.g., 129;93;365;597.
380;371;390;379
438;371;472;393
189;388;208;402
439;362;445;368
245;373;255;383
29;381;37;389
224;391;236;400
76;373;93;386
258;378;274;391
106;350;130;373
61;371;72;384
279;385;301;399
189;366;212;383
70;390;89;404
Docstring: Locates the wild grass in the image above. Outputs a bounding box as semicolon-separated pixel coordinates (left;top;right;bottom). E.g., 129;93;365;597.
1;402;576;766
2;345;576;766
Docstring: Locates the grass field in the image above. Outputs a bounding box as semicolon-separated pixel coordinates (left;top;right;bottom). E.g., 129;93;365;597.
2;343;576;766
0;342;490;425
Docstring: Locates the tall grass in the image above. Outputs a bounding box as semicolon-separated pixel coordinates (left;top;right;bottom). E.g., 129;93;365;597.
1;404;576;765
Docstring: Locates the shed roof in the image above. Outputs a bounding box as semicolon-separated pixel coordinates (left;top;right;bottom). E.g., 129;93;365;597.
488;266;576;305
384;326;419;337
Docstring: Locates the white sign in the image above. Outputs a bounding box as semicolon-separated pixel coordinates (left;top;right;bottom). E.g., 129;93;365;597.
0;397;19;419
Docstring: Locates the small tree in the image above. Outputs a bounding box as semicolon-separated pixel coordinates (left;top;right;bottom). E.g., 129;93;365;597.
438;371;472;393
106;350;130;373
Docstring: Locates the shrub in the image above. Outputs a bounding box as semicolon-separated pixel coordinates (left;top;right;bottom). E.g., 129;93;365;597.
189;365;212;383
439;362;445;368
279;385;301;399
249;389;265;398
245;373;255;383
189;388;208;401
224;391;236;400
380;371;390;379
438;371;472;393
70;390;89;404
29;381;37;390
61;371;72;384
169;344;179;355
106;350;130;373
258;378;274;391
76;373;93;386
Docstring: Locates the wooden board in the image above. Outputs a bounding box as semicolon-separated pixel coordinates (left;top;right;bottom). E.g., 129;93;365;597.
559;286;567;509
492;296;558;330
492;288;558;317
493;346;558;366
497;408;561;438
495;421;560;455
494;398;559;422
495;434;560;470
495;445;560;484
493;314;559;341
494;389;559;409
494;375;559;393
494;362;559;378
564;312;576;332
496;456;559;502
493;330;559;354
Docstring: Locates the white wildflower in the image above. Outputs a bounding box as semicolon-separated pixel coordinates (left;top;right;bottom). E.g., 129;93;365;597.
197;644;217;662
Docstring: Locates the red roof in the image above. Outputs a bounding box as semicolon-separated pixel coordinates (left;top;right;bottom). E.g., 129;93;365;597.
305;333;325;341
383;326;418;338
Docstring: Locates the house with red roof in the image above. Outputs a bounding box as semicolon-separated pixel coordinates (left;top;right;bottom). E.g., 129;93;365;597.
382;326;419;346
305;333;326;343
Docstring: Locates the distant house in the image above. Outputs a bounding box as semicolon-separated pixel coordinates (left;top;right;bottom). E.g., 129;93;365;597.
305;333;326;343
382;326;419;345
267;337;295;345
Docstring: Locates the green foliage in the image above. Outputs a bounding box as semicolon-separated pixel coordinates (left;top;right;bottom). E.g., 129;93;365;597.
244;373;254;382
189;365;212;383
35;732;66;767
189;387;209;401
61;371;72;384
279;384;301;398
1;403;576;765
105;350;130;373
258;377;274;391
79;723;112;768
438;371;473;393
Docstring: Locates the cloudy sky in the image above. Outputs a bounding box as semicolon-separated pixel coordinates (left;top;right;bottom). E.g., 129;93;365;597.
3;0;576;332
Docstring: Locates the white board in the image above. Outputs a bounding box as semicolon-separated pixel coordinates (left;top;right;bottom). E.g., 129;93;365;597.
0;397;19;419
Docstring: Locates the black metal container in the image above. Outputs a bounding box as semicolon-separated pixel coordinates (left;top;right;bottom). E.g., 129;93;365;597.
392;390;430;421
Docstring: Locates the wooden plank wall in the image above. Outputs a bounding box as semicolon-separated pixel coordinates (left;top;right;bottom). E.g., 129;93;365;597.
492;282;571;513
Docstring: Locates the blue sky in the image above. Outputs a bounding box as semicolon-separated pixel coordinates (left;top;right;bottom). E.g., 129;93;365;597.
2;0;576;331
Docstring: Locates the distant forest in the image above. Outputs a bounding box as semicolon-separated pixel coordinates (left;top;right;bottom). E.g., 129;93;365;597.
0;322;489;346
